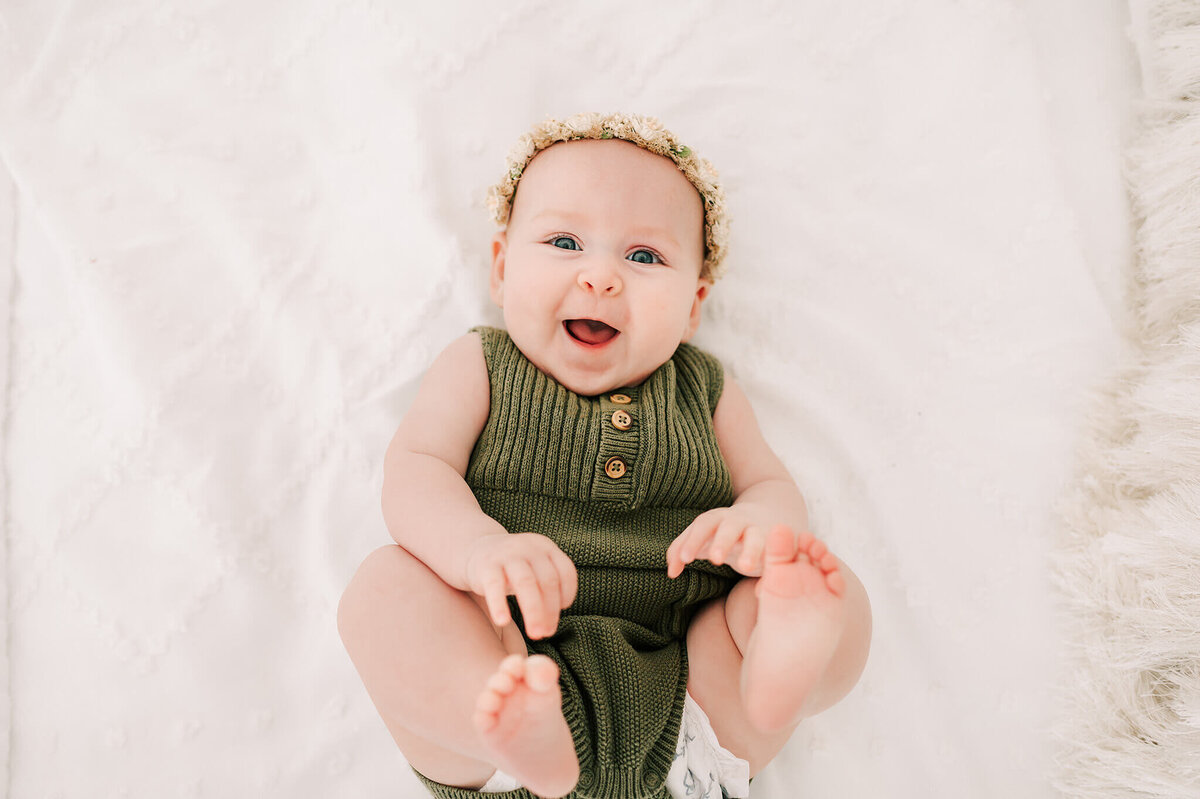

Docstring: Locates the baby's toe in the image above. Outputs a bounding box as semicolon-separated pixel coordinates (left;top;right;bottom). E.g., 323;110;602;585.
487;668;517;695
497;653;527;677
524;655;560;692
476;688;502;714
473;704;500;733
826;571;846;597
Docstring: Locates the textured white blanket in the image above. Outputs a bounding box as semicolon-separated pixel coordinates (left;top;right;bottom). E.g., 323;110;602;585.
1053;2;1200;796
0;1;1136;796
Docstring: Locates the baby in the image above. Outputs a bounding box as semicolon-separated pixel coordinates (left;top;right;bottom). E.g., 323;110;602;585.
338;113;872;799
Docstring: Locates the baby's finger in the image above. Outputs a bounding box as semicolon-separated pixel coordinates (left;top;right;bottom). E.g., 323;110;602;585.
528;555;564;636
549;548;578;610
708;517;748;566
504;560;548;639
673;510;721;556
767;524;796;559
665;528;691;575
479;565;511;628
669;514;720;577
736;527;766;575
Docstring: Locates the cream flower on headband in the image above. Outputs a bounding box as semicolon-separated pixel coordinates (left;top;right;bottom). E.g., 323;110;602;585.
486;112;730;281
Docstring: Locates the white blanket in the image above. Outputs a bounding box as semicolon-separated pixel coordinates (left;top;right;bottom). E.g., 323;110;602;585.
0;1;1136;796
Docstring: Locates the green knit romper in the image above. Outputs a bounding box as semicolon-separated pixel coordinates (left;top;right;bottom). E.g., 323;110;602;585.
416;326;740;799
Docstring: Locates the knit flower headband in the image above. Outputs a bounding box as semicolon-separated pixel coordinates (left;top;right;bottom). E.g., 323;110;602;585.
486;112;730;280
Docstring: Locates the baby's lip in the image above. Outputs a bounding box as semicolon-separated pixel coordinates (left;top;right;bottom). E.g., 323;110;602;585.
564;318;621;346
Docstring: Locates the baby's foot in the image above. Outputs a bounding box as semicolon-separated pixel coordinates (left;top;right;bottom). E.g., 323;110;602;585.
742;525;847;732
473;654;580;798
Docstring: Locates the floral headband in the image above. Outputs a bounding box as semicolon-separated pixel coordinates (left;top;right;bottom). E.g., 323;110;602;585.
486;112;730;280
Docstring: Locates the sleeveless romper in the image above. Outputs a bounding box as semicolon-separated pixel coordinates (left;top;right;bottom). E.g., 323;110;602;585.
415;326;740;799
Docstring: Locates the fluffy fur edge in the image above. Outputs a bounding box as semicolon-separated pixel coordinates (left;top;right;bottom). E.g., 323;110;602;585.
1050;2;1200;796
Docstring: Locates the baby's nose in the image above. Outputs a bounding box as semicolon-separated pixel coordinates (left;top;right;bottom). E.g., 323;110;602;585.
578;266;623;295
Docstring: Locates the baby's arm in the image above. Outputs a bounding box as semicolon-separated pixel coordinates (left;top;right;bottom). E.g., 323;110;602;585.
384;332;576;638
383;333;502;587
666;377;810;577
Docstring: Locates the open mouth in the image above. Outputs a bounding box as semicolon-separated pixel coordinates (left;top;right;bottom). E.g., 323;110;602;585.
564;319;620;346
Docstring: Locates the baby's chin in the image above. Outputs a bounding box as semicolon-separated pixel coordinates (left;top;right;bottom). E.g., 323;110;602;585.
545;368;629;398
538;358;650;398
506;325;659;396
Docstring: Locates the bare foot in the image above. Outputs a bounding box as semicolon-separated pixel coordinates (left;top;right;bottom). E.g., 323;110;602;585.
473;654;580;798
742;525;847;732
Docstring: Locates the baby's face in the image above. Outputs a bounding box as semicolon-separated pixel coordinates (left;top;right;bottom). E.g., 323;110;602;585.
490;139;709;396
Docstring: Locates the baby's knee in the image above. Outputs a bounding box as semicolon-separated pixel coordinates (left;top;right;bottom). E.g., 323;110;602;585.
338;545;419;636
357;543;418;579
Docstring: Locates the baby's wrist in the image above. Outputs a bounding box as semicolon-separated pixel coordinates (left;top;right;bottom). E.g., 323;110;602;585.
459;529;509;590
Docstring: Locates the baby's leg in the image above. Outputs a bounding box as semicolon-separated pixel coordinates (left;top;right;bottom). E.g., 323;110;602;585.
337;545;579;797
686;526;870;772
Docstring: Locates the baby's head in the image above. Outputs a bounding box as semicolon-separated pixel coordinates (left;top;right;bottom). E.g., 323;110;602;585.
487;113;729;396
487;113;729;280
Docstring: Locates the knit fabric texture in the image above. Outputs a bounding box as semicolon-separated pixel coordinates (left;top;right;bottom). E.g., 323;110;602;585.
415;326;740;799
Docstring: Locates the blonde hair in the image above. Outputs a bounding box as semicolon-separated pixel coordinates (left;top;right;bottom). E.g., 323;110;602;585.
487;112;730;280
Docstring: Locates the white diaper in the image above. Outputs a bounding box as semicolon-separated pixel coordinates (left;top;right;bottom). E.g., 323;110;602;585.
479;691;751;798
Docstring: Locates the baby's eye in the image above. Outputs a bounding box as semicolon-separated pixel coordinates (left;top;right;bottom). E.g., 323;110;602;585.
627;249;661;265
550;236;580;251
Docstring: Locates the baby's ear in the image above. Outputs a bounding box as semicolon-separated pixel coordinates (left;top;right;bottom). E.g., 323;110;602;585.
682;278;711;342
489;232;508;307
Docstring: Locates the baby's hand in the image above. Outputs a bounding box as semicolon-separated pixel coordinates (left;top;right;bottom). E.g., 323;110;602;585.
666;506;798;579
464;533;578;640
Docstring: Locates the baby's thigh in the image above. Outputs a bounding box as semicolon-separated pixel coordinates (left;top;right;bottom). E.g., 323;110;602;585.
339;545;534;787
338;545;518;677
338;546;534;774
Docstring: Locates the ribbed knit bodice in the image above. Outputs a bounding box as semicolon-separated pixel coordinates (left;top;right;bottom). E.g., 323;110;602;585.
416;327;740;799
466;327;732;512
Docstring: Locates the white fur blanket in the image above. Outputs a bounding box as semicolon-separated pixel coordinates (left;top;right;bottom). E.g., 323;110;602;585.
1052;2;1200;796
0;1;1140;796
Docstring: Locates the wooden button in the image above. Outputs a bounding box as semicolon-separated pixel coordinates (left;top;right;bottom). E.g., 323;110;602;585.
610;393;632;404
604;456;627;479
611;409;632;430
